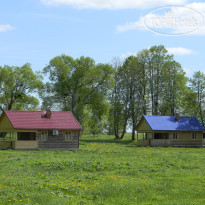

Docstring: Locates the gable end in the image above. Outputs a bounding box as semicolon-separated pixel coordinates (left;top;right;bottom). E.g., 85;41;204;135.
136;116;152;132
0;112;14;131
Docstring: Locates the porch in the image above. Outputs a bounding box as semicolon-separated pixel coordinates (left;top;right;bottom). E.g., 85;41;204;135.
0;131;38;150
137;132;170;147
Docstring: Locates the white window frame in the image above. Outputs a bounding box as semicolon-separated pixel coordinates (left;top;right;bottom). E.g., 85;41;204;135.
192;132;197;140
41;131;48;141
65;132;71;141
173;132;178;140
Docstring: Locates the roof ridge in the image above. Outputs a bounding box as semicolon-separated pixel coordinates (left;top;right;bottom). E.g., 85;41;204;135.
4;110;74;113
144;115;197;118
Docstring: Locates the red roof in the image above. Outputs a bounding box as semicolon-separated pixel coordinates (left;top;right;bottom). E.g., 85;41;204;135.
4;110;82;130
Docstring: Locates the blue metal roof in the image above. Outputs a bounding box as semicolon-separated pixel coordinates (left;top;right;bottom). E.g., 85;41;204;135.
143;115;205;131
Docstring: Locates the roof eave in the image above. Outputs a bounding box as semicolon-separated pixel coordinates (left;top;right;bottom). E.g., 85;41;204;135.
14;128;83;130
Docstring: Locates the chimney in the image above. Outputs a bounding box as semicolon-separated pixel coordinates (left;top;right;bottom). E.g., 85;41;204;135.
175;113;180;121
46;109;51;119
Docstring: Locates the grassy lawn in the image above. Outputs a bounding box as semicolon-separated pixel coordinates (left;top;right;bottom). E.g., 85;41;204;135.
1;135;205;204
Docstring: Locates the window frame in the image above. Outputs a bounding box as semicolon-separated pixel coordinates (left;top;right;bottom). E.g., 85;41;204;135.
65;131;71;141
192;132;197;140
41;131;48;141
173;132;178;140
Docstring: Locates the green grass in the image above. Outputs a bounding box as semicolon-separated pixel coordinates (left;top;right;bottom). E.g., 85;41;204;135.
1;135;205;204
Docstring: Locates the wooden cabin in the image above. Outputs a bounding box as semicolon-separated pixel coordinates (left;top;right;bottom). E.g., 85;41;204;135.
136;115;205;147
0;110;82;150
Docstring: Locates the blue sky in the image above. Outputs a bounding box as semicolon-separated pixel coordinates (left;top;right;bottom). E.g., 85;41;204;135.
0;0;205;77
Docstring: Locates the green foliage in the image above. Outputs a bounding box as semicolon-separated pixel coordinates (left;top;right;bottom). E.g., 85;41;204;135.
0;64;43;110
109;58;129;138
1;136;205;204
137;45;188;116
41;55;114;132
110;45;188;140
189;71;205;126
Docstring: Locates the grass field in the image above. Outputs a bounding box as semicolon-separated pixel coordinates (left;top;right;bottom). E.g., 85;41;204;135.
1;135;205;204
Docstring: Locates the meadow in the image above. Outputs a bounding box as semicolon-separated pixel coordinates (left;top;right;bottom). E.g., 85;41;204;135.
1;135;205;204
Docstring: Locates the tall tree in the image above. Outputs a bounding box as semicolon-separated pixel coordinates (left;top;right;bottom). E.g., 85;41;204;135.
0;64;43;111
190;71;205;126
137;50;149;115
120;56;143;140
41;55;114;127
146;45;171;115
109;58;129;139
136;45;187;116
160;60;187;115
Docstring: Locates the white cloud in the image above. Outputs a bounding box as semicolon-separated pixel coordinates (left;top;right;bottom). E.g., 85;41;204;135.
117;17;147;32
0;24;14;32
185;2;205;35
121;52;137;59
166;47;196;56
41;0;187;9
183;67;194;77
117;2;205;35
121;47;195;59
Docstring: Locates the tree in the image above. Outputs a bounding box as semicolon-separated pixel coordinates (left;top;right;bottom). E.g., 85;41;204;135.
181;88;198;117
41;55;114;128
136;45;188;116
160;60;187;115
119;56;149;140
146;45;172;115
190;71;205;126
137;50;149;115
0;64;43;111
109;58;129;139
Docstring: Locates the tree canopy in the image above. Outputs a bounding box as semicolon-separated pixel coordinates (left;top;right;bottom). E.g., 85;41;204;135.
41;55;114;132
0;64;43;111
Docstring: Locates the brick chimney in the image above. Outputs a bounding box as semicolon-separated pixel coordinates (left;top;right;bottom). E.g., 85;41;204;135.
46;109;51;119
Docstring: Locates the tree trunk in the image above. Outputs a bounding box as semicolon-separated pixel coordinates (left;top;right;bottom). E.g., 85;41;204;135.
120;115;128;139
131;129;135;140
8;103;12;110
114;127;120;139
120;128;126;139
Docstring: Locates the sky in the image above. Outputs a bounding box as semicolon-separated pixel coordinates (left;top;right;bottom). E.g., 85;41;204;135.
0;0;205;78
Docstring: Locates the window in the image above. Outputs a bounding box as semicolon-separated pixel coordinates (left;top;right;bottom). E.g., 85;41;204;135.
192;133;197;140
145;133;148;139
53;130;59;135
41;132;47;141
65;132;71;141
203;133;205;139
173;132;178;140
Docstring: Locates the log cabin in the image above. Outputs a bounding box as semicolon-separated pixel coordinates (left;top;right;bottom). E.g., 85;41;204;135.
0;110;82;150
136;115;205;147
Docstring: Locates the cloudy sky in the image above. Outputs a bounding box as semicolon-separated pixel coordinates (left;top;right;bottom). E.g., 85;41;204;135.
0;0;205;77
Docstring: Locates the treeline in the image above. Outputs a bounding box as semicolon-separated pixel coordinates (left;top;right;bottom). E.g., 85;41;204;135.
0;45;204;139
